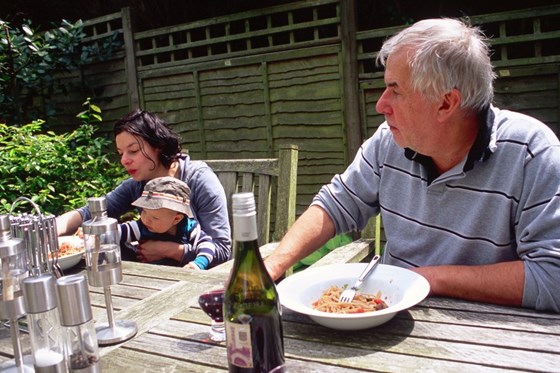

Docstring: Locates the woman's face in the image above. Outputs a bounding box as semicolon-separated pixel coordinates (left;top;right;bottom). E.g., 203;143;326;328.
116;131;162;181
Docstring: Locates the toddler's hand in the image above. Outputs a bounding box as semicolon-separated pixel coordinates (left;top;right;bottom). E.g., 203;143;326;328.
184;262;201;270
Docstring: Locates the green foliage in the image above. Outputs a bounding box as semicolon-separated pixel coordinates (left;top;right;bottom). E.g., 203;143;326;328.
0;18;121;125
0;99;126;216
76;97;103;125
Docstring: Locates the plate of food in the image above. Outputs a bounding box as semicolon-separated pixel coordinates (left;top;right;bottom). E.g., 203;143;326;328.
277;263;430;330
55;236;85;270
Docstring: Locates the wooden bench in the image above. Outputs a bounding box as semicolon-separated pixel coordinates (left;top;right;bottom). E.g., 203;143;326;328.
210;238;376;276
209;242;279;275
308;238;376;268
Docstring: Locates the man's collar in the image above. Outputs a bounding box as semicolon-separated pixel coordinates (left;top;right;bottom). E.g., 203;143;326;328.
405;106;495;173
463;106;494;171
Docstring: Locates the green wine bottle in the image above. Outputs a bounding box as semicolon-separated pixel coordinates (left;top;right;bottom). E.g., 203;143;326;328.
223;192;285;372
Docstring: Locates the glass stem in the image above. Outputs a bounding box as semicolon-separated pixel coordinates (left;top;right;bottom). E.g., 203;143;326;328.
9;317;25;372
104;286;116;329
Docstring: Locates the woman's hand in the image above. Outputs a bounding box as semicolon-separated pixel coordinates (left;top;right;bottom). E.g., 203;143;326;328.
136;240;183;263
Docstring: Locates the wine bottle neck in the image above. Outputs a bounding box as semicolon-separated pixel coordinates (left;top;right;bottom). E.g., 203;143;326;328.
233;212;258;242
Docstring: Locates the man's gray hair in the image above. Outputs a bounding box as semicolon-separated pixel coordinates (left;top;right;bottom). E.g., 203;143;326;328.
376;18;496;112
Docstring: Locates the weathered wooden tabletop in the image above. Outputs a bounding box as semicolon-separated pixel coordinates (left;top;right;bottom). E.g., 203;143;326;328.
1;258;559;372
99;287;560;372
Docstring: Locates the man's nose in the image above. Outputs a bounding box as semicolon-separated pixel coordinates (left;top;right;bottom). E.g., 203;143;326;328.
375;89;391;115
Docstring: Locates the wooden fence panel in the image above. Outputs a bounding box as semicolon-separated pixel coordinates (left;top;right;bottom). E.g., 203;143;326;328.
138;50;345;215
267;53;345;211
199;63;268;156
140;73;200;153
494;65;560;133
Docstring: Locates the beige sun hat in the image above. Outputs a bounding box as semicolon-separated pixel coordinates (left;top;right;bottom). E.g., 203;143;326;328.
132;176;193;217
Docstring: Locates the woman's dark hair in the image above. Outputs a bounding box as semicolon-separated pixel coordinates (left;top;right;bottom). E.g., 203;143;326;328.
114;109;181;169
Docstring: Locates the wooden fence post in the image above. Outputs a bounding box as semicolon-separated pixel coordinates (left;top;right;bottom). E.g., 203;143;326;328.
121;7;140;110
340;0;363;162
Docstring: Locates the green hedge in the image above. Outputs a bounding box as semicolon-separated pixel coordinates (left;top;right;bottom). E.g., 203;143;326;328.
0;119;125;216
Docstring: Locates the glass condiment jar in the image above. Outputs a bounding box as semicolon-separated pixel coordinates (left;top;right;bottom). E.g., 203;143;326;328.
56;274;101;373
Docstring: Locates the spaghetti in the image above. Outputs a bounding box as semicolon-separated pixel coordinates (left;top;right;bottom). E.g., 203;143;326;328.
312;285;388;314
50;240;84;259
58;241;83;257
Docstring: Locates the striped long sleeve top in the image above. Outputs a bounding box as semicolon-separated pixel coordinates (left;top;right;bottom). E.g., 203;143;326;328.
119;217;216;269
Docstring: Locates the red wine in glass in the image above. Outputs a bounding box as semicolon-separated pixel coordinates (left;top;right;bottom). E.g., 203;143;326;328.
198;288;226;341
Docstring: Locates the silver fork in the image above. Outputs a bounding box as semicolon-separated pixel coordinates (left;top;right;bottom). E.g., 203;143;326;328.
338;254;381;303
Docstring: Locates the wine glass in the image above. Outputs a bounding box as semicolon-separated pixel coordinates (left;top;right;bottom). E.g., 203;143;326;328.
197;288;226;342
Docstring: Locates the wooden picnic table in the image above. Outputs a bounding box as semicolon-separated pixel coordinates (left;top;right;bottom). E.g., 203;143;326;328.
1;252;559;372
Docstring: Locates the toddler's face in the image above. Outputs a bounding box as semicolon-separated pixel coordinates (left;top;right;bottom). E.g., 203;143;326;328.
140;208;182;233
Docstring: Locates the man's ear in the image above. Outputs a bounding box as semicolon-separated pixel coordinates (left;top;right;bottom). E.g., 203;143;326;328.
438;88;461;121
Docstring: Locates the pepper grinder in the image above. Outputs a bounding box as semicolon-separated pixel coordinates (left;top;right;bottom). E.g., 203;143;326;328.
0;214;34;372
82;197;137;345
22;273;66;372
56;274;100;372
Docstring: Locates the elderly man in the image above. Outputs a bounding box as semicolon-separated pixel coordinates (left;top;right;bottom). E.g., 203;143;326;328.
265;18;560;312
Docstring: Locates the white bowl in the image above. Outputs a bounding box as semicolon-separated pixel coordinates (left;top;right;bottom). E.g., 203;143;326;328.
56;236;85;270
57;250;84;270
277;263;430;330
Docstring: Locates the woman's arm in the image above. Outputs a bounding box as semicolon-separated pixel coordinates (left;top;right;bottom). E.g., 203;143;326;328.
186;163;232;267
55;210;83;236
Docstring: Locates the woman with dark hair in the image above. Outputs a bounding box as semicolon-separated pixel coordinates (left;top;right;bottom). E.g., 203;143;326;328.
56;109;231;268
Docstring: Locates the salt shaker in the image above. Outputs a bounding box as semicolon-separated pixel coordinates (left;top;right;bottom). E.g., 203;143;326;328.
23;273;66;372
56;274;101;373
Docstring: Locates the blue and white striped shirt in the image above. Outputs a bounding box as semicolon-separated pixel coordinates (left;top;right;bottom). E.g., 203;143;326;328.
119;217;216;269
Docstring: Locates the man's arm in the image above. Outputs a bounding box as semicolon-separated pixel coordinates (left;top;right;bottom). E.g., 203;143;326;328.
265;205;336;280
267;205;525;307
56;210;83;236
413;260;524;306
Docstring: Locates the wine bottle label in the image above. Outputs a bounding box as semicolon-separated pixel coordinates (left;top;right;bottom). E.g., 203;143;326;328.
225;320;253;368
233;214;258;242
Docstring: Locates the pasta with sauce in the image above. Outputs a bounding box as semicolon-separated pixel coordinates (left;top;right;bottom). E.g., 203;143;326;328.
58;241;83;256
312;285;388;314
50;238;84;259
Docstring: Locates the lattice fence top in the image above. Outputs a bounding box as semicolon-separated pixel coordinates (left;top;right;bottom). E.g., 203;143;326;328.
357;5;560;79
79;3;560;75
132;0;340;69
